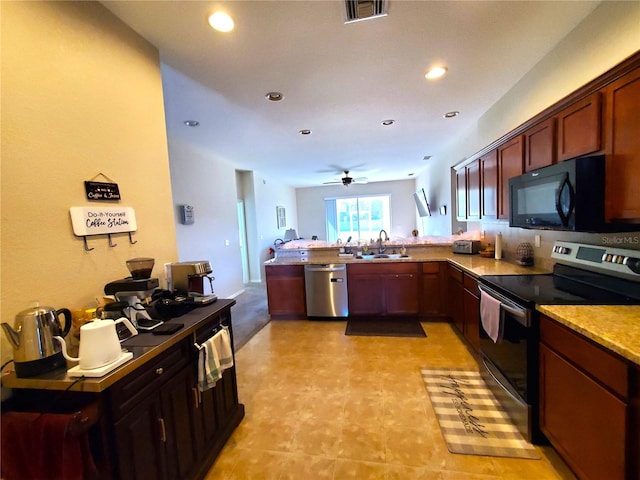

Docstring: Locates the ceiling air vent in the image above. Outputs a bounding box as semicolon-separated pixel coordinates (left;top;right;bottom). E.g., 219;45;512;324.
345;0;388;24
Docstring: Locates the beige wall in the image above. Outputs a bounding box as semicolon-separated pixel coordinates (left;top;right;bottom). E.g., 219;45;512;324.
1;2;178;363
416;1;640;262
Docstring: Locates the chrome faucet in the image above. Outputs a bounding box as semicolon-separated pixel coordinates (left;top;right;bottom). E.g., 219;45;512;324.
377;229;388;254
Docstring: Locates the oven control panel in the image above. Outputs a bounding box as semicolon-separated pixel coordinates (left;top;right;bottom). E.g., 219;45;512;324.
551;241;640;281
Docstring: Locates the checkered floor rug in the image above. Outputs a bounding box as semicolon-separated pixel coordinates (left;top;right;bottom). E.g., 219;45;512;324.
421;368;540;459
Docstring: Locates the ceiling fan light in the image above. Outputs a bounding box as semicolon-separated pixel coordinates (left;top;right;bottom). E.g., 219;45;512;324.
208;12;234;32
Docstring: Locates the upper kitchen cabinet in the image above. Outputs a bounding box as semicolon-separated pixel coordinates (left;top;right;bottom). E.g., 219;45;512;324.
479;149;498;219
557;92;602;162
497;135;524;219
455;160;481;222
455;168;467;221
524;117;556;171
602;67;640;223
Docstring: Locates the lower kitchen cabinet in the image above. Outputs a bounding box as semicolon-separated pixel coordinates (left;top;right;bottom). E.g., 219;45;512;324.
447;265;480;352
347;262;419;316
265;264;306;317
420;262;447;318
539;315;639;480
447;265;464;333
462;274;480;352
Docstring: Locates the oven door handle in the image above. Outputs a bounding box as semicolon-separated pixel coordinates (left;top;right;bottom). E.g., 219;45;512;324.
478;284;530;327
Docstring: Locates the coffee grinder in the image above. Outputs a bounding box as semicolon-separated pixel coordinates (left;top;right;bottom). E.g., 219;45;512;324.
168;261;217;305
104;258;163;330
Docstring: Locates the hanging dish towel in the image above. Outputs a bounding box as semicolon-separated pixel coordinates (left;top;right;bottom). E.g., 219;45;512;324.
197;338;221;392
214;325;234;371
480;290;502;343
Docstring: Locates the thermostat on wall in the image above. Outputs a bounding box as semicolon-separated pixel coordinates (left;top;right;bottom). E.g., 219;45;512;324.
180;205;194;225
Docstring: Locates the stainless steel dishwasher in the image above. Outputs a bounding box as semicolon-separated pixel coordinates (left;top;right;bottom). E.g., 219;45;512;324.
304;263;348;318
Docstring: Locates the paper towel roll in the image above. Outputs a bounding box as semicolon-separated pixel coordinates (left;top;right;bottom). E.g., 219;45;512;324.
495;233;503;260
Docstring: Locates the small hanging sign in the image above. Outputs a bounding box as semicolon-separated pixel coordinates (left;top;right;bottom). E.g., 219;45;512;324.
84;181;121;201
70;206;137;236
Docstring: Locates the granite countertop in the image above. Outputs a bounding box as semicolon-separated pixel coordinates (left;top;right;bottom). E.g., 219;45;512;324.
537;305;640;366
1;299;236;393
266;248;549;277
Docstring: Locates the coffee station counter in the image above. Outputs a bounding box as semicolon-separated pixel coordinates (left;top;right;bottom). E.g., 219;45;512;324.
2;299;235;392
2;298;244;480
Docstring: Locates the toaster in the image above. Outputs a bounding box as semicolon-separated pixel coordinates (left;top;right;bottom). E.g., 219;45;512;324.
452;240;481;255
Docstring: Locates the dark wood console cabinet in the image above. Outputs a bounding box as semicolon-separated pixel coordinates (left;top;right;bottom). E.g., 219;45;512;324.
4;301;244;480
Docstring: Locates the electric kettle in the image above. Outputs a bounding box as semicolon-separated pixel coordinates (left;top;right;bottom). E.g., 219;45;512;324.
1;305;71;378
55;317;136;370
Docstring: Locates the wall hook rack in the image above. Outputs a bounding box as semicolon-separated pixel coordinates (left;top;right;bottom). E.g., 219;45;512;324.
70;206;138;253
83;236;95;252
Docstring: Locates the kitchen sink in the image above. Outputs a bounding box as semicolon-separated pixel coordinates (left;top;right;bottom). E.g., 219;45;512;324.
356;254;411;260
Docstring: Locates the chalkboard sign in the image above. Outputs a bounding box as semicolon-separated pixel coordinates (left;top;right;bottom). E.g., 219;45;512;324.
84;181;121;201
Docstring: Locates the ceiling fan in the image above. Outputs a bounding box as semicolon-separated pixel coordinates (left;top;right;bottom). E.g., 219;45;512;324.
323;170;368;187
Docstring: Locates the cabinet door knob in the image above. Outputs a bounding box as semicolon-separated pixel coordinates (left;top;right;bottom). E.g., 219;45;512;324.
156;367;164;375
158;418;166;443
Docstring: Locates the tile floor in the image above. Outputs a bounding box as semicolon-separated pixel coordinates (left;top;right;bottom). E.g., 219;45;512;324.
206;320;577;480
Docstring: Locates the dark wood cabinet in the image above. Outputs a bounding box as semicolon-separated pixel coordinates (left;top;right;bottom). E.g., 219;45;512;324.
479;149;498;219
447;266;479;352
265;264;306;317
456;160;481;221
462;274;480;352
539;315;638;480
497;135;524;220
446;265;464;334
348;263;419;316
603;67;640;223
420;262;447;318
114;391;167;480
456;168;467;221
557;91;602;162
466;161;481;220
524;117;556;171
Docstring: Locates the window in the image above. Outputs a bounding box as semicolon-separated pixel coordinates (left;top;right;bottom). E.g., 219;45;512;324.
325;195;391;243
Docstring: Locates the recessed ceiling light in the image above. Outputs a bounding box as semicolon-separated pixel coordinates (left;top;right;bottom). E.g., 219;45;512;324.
381;119;395;126
408;173;415;176
208;12;234;32
423;155;432;161
265;92;284;102
425;66;448;80
443;111;459;119
184;120;200;127
299;129;312;135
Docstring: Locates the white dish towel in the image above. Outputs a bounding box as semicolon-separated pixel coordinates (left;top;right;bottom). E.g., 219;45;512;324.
196;326;234;392
480;290;502;343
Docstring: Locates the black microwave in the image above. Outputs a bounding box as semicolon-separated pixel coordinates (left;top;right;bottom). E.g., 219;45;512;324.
509;155;614;232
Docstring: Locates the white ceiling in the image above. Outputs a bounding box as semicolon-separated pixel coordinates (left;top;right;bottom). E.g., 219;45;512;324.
101;0;600;188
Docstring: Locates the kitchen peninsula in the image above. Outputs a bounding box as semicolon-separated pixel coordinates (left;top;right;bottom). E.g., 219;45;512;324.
2;300;244;480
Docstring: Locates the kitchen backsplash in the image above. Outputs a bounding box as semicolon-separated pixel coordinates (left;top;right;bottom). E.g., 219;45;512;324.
469;221;640;271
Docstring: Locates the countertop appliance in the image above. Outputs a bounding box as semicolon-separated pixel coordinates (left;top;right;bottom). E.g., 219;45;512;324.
452;240;481;254
477;241;640;443
304;264;349;318
104;277;162;331
168;261;217;304
2;305;72;378
509;155;637;232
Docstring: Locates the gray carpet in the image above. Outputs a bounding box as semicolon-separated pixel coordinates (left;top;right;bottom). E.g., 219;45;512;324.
231;283;270;350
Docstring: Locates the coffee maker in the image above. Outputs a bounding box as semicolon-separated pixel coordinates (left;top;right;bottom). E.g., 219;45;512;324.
104;258;163;330
168;261;217;305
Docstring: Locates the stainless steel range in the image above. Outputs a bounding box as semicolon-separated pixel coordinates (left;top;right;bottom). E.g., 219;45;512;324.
477;241;640;443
